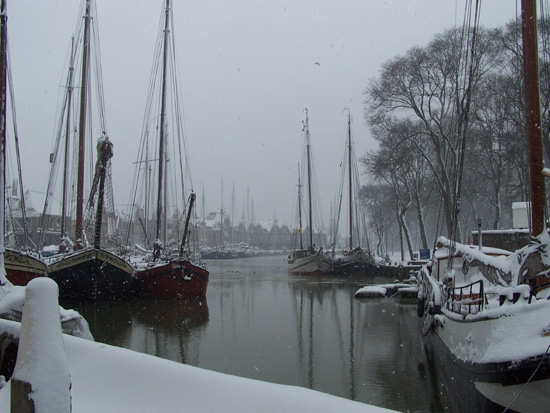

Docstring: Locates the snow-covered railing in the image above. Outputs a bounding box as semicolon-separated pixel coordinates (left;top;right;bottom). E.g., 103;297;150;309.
530;282;550;302
420;266;443;309
446;279;484;315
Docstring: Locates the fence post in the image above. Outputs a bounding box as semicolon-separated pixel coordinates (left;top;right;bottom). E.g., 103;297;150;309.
11;278;71;412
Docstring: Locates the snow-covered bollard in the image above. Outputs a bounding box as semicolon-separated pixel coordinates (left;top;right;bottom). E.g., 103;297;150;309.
11;278;71;413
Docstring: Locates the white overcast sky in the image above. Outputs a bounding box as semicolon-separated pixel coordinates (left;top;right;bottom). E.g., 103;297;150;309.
7;0;518;225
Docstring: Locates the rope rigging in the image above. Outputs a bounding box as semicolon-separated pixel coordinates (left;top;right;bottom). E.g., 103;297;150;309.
39;0;117;250
450;0;482;246
123;0;194;255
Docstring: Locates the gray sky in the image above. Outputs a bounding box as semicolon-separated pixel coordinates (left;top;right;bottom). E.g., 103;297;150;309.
8;0;517;226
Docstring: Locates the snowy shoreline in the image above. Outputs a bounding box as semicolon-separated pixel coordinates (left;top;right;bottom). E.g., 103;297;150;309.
0;307;395;412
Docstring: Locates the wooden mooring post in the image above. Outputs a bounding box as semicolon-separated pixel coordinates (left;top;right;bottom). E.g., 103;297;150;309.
11;278;71;412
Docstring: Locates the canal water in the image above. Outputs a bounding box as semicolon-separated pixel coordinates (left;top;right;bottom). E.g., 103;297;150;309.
74;255;446;412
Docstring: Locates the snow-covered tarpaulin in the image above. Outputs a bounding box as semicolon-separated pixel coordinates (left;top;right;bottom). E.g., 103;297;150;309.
437;231;550;286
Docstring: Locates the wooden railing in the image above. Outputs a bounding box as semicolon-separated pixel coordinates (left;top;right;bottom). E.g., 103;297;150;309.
446;279;484;315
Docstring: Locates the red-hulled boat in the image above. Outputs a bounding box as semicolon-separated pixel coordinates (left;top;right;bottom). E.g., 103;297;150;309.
0;2;46;286
127;0;209;298
134;257;209;299
4;249;47;286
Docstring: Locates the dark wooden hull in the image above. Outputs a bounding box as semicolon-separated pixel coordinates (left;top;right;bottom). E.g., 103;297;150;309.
4;249;47;286
332;254;379;276
47;248;135;305
134;258;209;299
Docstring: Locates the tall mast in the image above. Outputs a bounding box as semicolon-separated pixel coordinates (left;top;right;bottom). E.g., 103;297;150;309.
156;0;170;247
201;183;205;245
231;184;235;244
521;0;546;236
304;109;313;250
179;192;195;257
0;0;7;279
220;179;224;249
61;36;75;245
297;164;303;250
347;112;353;249
75;0;91;248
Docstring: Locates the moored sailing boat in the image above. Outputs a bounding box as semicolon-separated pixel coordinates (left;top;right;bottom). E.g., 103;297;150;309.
126;0;208;298
288;110;332;275
41;0;134;304
418;2;550;411
0;0;47;285
330;111;377;276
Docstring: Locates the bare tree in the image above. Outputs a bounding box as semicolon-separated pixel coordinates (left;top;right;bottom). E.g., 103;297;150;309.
360;184;394;257
365;27;501;240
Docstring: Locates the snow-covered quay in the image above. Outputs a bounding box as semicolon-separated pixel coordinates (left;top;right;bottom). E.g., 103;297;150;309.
0;278;395;412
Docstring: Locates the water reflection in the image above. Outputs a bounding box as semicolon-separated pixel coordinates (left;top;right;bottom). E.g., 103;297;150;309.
73;256;443;411
288;278;439;411
75;300;135;345
75;298;209;365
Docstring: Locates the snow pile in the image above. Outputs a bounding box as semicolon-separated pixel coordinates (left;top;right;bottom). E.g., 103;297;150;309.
0;284;93;340
355;283;418;299
11;278;71;412
355;285;387;298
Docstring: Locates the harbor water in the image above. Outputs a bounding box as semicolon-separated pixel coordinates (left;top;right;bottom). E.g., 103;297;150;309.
74;255;446;412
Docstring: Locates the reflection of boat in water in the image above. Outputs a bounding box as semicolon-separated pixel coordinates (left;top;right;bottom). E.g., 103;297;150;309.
129;298;209;364
288;110;331;275
132;298;209;334
288;277;438;408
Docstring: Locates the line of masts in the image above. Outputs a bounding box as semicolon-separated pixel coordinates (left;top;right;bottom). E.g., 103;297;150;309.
3;0;548;260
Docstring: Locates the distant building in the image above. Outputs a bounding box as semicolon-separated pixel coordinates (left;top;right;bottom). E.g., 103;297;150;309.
8;189;327;254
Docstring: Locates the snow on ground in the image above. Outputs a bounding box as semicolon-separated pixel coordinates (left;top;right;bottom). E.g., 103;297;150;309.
0;319;395;412
11;278;71;412
0;279;395;412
